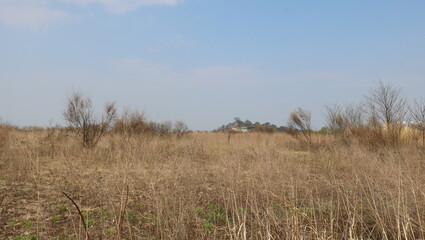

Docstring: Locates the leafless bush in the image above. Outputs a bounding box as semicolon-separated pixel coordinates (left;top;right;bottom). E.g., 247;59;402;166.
114;111;188;138
324;103;347;134
364;81;407;146
63;92;117;148
288;108;312;146
114;109;149;136
410;98;425;147
174;121;189;139
154;120;173;136
344;103;366;128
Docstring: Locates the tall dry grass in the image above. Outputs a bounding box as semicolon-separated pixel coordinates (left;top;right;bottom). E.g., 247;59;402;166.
1;129;425;239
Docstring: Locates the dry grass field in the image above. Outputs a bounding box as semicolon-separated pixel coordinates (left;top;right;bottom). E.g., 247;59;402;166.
1;127;425;240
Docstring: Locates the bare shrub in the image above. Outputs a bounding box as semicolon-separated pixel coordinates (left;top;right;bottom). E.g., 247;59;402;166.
342;103;366;141
324;103;347;134
364;81;407;146
410;98;425;147
344;103;366;128
114;109;148;136
63;92;117;148
288;108;313;146
156;120;173;136
114;112;188;138
174;121;189;139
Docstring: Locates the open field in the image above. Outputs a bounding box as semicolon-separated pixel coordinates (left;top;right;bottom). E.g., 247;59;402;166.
1;128;425;240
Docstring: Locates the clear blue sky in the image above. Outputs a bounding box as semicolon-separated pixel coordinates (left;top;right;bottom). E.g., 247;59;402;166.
1;0;424;130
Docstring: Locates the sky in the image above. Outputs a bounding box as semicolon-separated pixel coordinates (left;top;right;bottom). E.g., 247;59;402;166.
1;0;425;130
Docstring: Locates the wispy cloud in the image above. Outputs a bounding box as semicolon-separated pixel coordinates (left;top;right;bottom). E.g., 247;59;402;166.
0;0;68;30
0;0;182;29
64;0;183;14
176;34;193;46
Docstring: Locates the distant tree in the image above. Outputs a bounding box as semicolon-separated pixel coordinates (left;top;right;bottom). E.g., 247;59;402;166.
319;127;329;134
364;81;407;146
63;92;117;148
244;120;253;127
233;117;243;126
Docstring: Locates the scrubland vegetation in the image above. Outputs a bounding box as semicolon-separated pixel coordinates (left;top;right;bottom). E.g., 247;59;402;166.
0;82;425;240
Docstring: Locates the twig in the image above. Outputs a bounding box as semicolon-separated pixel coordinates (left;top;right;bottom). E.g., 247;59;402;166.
117;185;129;240
63;192;90;240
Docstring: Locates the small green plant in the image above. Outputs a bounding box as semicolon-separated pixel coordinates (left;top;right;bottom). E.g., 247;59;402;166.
81;210;95;227
57;231;68;239
12;236;25;240
126;210;136;221
12;234;38;240
57;205;68;214
203;221;214;231
51;215;60;221
86;218;95;228
21;219;33;228
7;220;18;227
105;227;117;234
196;202;226;232
101;209;110;219
143;213;156;223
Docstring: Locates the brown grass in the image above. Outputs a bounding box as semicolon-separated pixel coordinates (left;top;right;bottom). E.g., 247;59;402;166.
1;129;425;239
0;124;11;155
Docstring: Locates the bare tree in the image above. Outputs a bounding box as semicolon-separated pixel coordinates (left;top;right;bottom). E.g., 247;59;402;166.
344;103;366;128
364;81;407;146
63;92;117;148
288;108;312;145
410;98;425;147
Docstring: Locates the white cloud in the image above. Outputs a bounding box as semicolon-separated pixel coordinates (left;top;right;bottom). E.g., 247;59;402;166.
62;0;182;14
0;1;67;30
0;0;182;29
176;34;192;46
